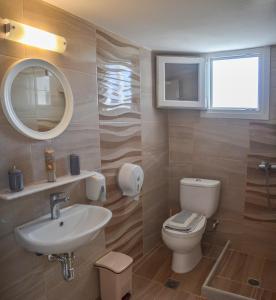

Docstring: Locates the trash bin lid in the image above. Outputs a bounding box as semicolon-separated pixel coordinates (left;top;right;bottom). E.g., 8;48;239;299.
95;251;133;274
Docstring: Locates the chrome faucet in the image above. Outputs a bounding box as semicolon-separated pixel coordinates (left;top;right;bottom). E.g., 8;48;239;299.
258;161;276;171
258;161;271;171
50;192;69;220
258;161;276;210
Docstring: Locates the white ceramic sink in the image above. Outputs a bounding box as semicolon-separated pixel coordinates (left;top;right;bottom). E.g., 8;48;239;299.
14;204;112;255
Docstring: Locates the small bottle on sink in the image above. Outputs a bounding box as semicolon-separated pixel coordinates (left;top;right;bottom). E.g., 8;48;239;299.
45;148;56;182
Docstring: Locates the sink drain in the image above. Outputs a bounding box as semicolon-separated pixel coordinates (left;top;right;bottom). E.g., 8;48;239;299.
248;278;260;287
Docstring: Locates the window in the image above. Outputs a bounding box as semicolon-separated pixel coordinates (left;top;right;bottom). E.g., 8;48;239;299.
202;47;270;120
156;56;206;109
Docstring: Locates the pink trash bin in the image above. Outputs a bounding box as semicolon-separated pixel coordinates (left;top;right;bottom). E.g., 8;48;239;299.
95;251;133;300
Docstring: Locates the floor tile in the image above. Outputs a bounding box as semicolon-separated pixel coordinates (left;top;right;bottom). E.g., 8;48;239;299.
202;247;276;300
261;259;276;292
133;243;163;273
152;255;173;284
174;290;203;300
202;243;224;260
217;250;264;284
133;244;214;298
132;274;163;300
155;287;178;299
252;288;276;300
134;245;171;280
210;276;253;298
131;275;205;300
171;258;215;295
214;249;233;275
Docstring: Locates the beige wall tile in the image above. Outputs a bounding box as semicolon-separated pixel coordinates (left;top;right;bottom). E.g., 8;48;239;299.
142;149;168;193
169;125;194;163
167;50;276;258
1;1;274;298
142;184;168;254
97;30;145;262
141;91;168;123
0;1;104;299
193;119;249;161
0;1;25;58
269;46;276;120
23;0;96;75
0;234;43;293
140;49;169;255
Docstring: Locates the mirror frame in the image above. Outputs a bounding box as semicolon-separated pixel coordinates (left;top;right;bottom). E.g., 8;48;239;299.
1;58;74;140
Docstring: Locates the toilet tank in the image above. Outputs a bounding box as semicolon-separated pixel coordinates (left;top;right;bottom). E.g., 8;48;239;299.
180;178;221;218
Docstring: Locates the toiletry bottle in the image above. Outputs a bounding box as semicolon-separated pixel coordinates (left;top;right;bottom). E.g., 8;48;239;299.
8;166;24;192
45;148;56;182
69;154;80;175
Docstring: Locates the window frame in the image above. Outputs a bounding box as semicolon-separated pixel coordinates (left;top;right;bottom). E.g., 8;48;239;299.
156;55;206;109
201;47;270;120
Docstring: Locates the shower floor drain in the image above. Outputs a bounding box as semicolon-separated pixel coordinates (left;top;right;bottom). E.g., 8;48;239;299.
165;278;180;289
248;278;260;287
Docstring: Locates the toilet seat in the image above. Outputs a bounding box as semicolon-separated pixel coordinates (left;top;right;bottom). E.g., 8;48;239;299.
163;212;206;238
162;211;207;274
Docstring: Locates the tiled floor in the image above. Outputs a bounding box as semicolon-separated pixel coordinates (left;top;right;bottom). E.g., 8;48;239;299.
132;243;222;299
210;248;276;299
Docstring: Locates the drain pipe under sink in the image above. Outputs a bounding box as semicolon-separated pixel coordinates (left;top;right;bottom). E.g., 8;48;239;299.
48;252;75;281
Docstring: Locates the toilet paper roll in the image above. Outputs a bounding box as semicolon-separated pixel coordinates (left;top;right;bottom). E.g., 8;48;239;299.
118;163;144;200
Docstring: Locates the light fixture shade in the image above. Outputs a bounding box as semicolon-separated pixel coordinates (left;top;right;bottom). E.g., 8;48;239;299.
3;19;67;53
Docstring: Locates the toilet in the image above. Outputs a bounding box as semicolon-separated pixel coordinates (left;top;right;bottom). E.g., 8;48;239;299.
162;178;220;274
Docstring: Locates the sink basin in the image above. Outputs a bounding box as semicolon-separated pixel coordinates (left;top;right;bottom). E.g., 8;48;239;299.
14;204;112;255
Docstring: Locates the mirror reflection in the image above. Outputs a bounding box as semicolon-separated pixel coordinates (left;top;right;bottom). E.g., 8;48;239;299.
165;63;199;101
11;66;66;132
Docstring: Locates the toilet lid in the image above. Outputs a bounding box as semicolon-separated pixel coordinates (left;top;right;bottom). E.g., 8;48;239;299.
163;210;206;235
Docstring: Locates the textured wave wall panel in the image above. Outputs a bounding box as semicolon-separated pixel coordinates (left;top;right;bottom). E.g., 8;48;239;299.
97;30;143;260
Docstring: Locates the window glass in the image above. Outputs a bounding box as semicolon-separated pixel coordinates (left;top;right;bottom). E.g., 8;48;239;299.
211;56;259;110
165;63;199;101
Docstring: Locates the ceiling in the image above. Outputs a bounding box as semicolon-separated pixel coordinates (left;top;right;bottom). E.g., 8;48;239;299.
44;0;276;53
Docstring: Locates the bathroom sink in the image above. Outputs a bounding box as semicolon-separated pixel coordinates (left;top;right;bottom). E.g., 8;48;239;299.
14;204;112;255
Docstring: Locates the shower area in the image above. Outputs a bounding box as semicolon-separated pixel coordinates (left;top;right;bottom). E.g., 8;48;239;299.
202;121;276;300
245;122;276;221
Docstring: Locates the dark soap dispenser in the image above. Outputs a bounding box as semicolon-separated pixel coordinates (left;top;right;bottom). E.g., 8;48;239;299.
70;154;80;175
8;166;24;192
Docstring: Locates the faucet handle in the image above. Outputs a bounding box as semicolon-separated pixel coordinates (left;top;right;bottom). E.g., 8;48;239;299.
50;192;69;202
258;161;270;170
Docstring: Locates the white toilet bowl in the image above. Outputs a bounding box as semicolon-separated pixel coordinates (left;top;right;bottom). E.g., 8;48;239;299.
162;214;206;273
162;178;220;273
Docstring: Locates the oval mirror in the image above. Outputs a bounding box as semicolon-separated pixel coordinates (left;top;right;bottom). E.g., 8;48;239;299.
1;59;73;140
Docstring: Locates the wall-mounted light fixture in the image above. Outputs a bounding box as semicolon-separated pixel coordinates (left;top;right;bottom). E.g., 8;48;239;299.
2;19;67;53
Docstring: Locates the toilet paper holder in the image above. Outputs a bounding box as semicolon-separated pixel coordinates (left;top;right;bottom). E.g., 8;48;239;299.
117;163;144;200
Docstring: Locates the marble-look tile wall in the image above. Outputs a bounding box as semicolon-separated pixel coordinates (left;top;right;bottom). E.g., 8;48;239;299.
167;46;276;258
2;0;275;297
242;121;276;259
0;1;169;299
97;32;169;258
245;122;276;222
97;30;143;260
0;1;105;299
140;49;169;254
